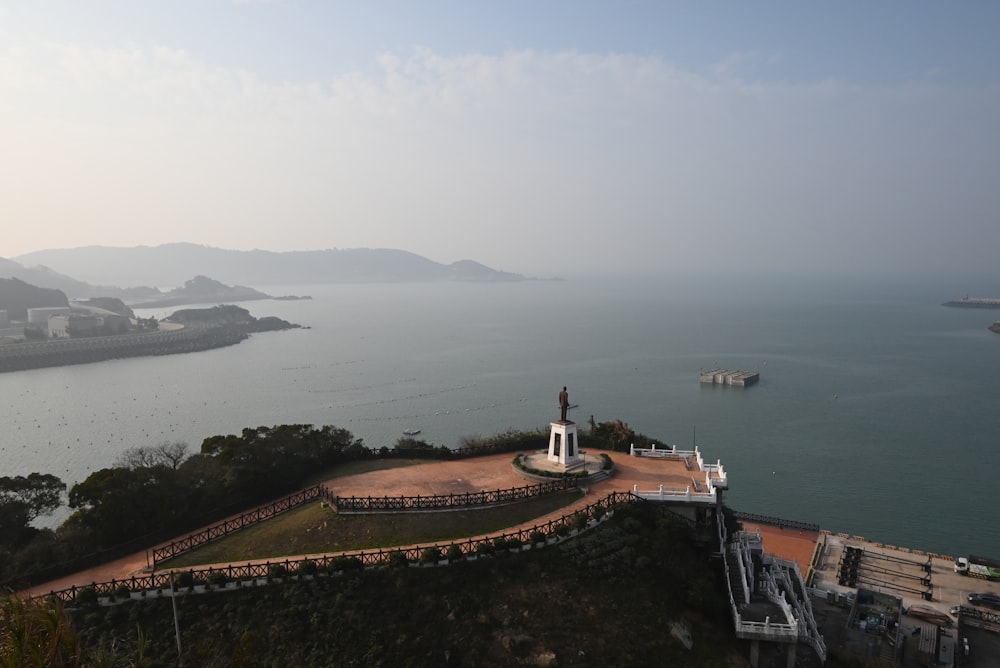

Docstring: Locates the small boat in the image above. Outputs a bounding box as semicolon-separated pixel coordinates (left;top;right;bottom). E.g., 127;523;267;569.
403;429;421;436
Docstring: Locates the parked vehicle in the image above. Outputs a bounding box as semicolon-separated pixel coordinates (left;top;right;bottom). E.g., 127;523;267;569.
954;555;1000;580
967;592;1000;610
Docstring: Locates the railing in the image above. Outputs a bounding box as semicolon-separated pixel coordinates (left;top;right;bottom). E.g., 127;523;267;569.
731;613;799;642
152;486;327;565
771;556;827;661
629;444;728;489
733;511;820;533
333;479;577;513
37;490;641;605
632;483;717;504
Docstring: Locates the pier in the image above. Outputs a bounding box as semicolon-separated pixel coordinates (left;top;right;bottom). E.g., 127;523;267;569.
700;368;760;387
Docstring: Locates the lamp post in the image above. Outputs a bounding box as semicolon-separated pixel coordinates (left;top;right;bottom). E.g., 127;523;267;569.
170;572;183;667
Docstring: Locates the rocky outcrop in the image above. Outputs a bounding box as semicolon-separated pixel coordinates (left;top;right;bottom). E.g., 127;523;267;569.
164;304;299;332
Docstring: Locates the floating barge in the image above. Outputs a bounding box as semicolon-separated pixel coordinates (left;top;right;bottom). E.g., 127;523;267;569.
700;368;760;387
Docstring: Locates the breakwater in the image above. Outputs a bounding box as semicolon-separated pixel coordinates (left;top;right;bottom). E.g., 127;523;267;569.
0;325;248;373
942;297;1000;309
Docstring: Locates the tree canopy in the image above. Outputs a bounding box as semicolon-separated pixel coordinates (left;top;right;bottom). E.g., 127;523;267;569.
0;473;65;549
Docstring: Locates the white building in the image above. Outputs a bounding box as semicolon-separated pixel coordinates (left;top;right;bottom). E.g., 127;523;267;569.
27;307;71;325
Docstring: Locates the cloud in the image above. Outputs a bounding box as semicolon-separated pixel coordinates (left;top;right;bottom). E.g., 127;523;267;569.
2;39;998;276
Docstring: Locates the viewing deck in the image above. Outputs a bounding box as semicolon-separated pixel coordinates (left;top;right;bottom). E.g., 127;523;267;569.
628;444;728;504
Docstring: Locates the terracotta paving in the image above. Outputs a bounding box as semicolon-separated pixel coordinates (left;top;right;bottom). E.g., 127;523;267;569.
740;521;820;576
25;449;724;596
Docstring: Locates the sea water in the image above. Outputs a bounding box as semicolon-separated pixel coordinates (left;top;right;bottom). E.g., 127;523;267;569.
1;274;998;556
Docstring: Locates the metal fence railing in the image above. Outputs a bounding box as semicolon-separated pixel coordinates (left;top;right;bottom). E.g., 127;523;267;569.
39;490;639;605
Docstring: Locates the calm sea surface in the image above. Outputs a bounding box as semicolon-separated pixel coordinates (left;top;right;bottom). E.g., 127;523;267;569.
2;275;998;556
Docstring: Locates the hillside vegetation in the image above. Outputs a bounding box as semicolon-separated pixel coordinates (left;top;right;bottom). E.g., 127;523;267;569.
66;502;738;667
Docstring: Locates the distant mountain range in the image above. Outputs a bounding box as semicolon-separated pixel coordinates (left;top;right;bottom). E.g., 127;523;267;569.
11;243;526;290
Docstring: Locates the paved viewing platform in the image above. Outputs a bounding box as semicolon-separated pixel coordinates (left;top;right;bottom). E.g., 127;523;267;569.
24;446;729;597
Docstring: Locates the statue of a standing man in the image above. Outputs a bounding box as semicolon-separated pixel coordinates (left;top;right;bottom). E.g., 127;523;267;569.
558;386;570;422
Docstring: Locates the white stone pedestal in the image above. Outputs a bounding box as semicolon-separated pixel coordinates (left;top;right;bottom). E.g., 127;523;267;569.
547;421;581;466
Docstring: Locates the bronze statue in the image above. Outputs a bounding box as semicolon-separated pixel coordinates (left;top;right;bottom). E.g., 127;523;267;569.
558;386;569;422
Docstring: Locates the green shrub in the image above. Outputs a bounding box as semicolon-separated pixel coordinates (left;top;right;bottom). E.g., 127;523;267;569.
268;563;288;579
175;571;195;589
329;556;363;572
445;544;464;562
475;541;495;557
208;571;229;587
386;550;409;569
529;531;546;546
74;586;98;607
298;559;318;576
419;547;442;565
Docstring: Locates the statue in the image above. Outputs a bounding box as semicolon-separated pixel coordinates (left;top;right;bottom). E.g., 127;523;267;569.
558;386;569;422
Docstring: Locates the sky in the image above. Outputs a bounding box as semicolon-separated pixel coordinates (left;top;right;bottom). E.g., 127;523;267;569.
2;1;999;278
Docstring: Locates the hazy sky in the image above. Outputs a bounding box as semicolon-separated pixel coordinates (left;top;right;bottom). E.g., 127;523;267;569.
2;2;999;277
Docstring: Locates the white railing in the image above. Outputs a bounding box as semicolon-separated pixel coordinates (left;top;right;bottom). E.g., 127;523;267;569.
632;483;717;504
722;530;826;661
630;443;687;459
629;444;728;489
732;612;799;641
733;544;752;605
772;557;827;661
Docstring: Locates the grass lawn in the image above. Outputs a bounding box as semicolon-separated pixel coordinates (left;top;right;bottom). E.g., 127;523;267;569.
163;489;584;568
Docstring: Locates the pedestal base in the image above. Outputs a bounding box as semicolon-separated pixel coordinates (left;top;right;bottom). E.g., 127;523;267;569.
547;421;581;466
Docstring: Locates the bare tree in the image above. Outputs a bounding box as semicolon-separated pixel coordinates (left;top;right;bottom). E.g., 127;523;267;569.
116;441;189;470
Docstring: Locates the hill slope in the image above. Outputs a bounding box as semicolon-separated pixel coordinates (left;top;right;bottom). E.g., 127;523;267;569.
0;277;69;321
69;504;737;667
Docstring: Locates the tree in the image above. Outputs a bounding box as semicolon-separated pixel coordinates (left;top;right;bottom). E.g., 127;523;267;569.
115;441;189;470
589;419;636;452
0;474;65;548
0;474;64;524
67;467;184;545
